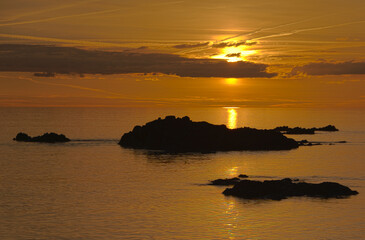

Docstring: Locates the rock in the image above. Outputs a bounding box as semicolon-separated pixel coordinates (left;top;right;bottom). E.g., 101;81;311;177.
238;174;249;178
13;132;32;142
286;127;315;134
274;125;338;134
13;132;70;143
33;72;56;77
210;177;241;185
119;116;299;152
222;178;358;200
314;125;339;132
274;126;314;134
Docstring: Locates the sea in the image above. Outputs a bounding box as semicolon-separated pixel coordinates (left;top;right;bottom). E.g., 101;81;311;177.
0;107;364;240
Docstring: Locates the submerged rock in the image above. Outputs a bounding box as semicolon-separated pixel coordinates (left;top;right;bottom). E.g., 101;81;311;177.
119;116;299;152
13;132;70;143
222;178;358;200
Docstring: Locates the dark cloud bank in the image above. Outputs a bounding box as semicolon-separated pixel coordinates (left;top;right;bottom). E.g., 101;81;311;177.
0;44;275;78
211;40;257;48
173;42;210;49
292;61;365;75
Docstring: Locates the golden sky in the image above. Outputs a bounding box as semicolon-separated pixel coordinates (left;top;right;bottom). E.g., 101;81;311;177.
0;0;364;107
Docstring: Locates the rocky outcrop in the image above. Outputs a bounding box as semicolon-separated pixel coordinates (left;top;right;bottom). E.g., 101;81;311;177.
273;125;338;134
119;116;299;152
210;174;250;185
210;177;241;186
222;178;358;200
315;125;339;131
13;132;70;143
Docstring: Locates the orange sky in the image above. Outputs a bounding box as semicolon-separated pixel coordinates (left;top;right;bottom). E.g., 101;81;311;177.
0;0;364;107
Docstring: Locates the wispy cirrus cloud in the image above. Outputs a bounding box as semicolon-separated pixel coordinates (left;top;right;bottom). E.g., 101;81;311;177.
0;8;120;27
0;0;101;22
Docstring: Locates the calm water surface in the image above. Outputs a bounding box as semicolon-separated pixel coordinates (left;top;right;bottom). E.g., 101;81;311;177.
0;107;364;239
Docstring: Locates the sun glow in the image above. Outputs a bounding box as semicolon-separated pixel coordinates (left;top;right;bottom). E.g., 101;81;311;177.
225;78;238;85
211;45;257;62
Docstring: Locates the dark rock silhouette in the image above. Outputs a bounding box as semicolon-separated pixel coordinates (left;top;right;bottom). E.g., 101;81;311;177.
210;177;241;185
33;72;55;77
315;125;339;131
238;174;249;178
297;140;322;146
13;132;70;143
273;125;338;134
119;116;299;152
298;140;346;146
222;178;358;200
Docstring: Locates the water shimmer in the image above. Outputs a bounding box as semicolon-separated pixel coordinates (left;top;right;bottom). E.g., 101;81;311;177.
0;107;364;239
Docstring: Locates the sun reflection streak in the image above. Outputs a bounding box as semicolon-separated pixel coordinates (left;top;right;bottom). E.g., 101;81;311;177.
224;107;238;129
223;199;239;240
227;166;238;177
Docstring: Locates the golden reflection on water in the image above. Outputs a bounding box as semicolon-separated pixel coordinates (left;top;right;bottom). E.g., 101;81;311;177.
225;107;238;129
224;199;239;240
227;166;238;177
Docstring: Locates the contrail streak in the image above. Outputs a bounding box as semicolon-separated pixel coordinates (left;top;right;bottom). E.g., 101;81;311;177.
250;20;365;41
0;8;120;27
0;33;130;48
0;0;182;25
18;77;128;98
178;18;364;55
177;16;326;54
15;76;173;104
0;0;100;22
221;16;326;42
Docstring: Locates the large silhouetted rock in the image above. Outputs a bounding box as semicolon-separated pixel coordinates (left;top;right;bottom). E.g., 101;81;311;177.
222;178;358;200
119;116;298;152
13;132;70;143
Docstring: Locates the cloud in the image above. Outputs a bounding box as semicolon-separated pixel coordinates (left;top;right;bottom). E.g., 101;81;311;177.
252;20;365;41
0;8;120;27
212;40;257;48
173;42;210;49
291;61;365;76
0;44;276;78
225;53;241;58
0;0;101;22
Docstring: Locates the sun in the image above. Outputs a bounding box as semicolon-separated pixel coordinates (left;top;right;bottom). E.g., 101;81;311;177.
225;78;238;85
211;45;257;62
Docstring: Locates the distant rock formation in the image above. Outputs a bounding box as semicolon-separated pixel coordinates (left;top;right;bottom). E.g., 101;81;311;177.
222;178;358;200
119;116;299;152
273;125;338;135
210;177;241;186
13;132;70;143
210;174;249;185
314;125;339;131
33;72;55;77
298;140;347;146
